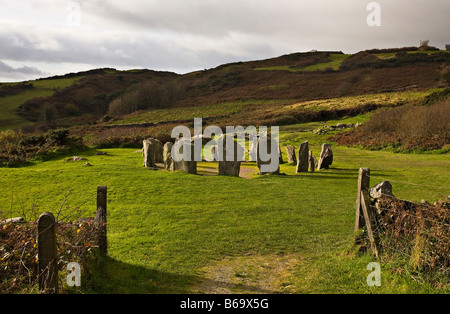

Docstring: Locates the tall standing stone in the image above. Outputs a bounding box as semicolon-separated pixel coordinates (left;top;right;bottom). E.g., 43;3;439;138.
217;136;244;176
286;145;297;164
151;138;164;163
256;134;280;175
296;141;309;173
143;139;155;168
163;142;174;171
317;143;333;170
173;138;197;174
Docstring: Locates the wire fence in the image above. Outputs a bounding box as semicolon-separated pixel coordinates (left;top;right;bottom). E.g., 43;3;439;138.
356;169;450;282
0;187;105;294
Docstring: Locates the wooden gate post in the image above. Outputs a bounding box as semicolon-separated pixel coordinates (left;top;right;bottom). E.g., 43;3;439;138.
96;186;107;256
360;190;380;258
355;168;370;237
37;212;58;294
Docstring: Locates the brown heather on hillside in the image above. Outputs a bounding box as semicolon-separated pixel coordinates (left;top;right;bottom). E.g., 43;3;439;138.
330;98;450;151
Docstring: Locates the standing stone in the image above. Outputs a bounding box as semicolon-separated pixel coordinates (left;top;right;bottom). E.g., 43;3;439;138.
308;151;315;173
278;145;284;164
148;138;164;163
286;145;297;164
163;142;174;171
317;143;333;170
256;134;280;175
296;141;309;173
173;138;197;174
38;212;58;294
143;139;155;168
217;136;244;176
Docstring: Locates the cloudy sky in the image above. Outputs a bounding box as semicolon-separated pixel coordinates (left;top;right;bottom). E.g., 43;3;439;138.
0;0;449;82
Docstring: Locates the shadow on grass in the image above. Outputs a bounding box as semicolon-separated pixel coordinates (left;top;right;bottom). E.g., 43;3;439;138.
82;256;276;294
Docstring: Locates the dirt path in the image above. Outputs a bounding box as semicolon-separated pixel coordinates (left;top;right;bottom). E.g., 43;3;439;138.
197;162;258;179
190;254;301;294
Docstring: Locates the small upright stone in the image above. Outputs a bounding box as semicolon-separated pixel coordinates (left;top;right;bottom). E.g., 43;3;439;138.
370;181;393;199
286;145;297;164
308;151;315;172
317;143;333;170
163;142;174;171
296;141;309;173
278;145;284;164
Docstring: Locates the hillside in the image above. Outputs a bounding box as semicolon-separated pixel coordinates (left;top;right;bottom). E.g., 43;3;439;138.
1;48;449;140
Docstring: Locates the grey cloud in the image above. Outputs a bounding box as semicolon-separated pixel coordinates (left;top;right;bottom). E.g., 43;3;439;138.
0;0;449;81
0;60;45;75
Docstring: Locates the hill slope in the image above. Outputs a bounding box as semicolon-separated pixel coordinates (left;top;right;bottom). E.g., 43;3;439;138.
0;48;449;136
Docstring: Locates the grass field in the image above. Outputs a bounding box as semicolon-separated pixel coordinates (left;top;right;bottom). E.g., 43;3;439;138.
253;54;350;72
1;114;448;294
0;77;82;131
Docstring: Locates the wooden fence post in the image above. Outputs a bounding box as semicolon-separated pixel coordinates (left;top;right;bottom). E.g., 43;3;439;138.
360;190;380;258
355;168;370;239
96;186;107;256
37;212;58;294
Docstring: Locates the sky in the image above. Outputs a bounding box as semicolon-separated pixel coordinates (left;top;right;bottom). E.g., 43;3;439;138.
0;0;449;82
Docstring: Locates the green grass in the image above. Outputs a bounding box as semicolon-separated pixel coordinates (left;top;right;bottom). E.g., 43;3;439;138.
300;53;350;71
1;114;448;293
253;54;350;72
0;77;82;131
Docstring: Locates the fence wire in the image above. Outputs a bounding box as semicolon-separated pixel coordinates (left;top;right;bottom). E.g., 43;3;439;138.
357;181;450;280
0;189;100;293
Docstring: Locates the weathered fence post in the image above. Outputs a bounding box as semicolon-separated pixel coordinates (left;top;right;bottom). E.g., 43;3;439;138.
360;189;380;258
355;168;370;236
37;212;58;294
96;186;107;256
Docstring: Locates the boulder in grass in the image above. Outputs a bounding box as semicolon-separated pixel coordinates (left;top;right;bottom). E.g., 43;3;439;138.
70;156;87;162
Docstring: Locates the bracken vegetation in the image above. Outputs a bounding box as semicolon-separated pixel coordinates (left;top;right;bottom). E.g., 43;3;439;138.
330;98;450;151
0;128;85;167
376;196;450;284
